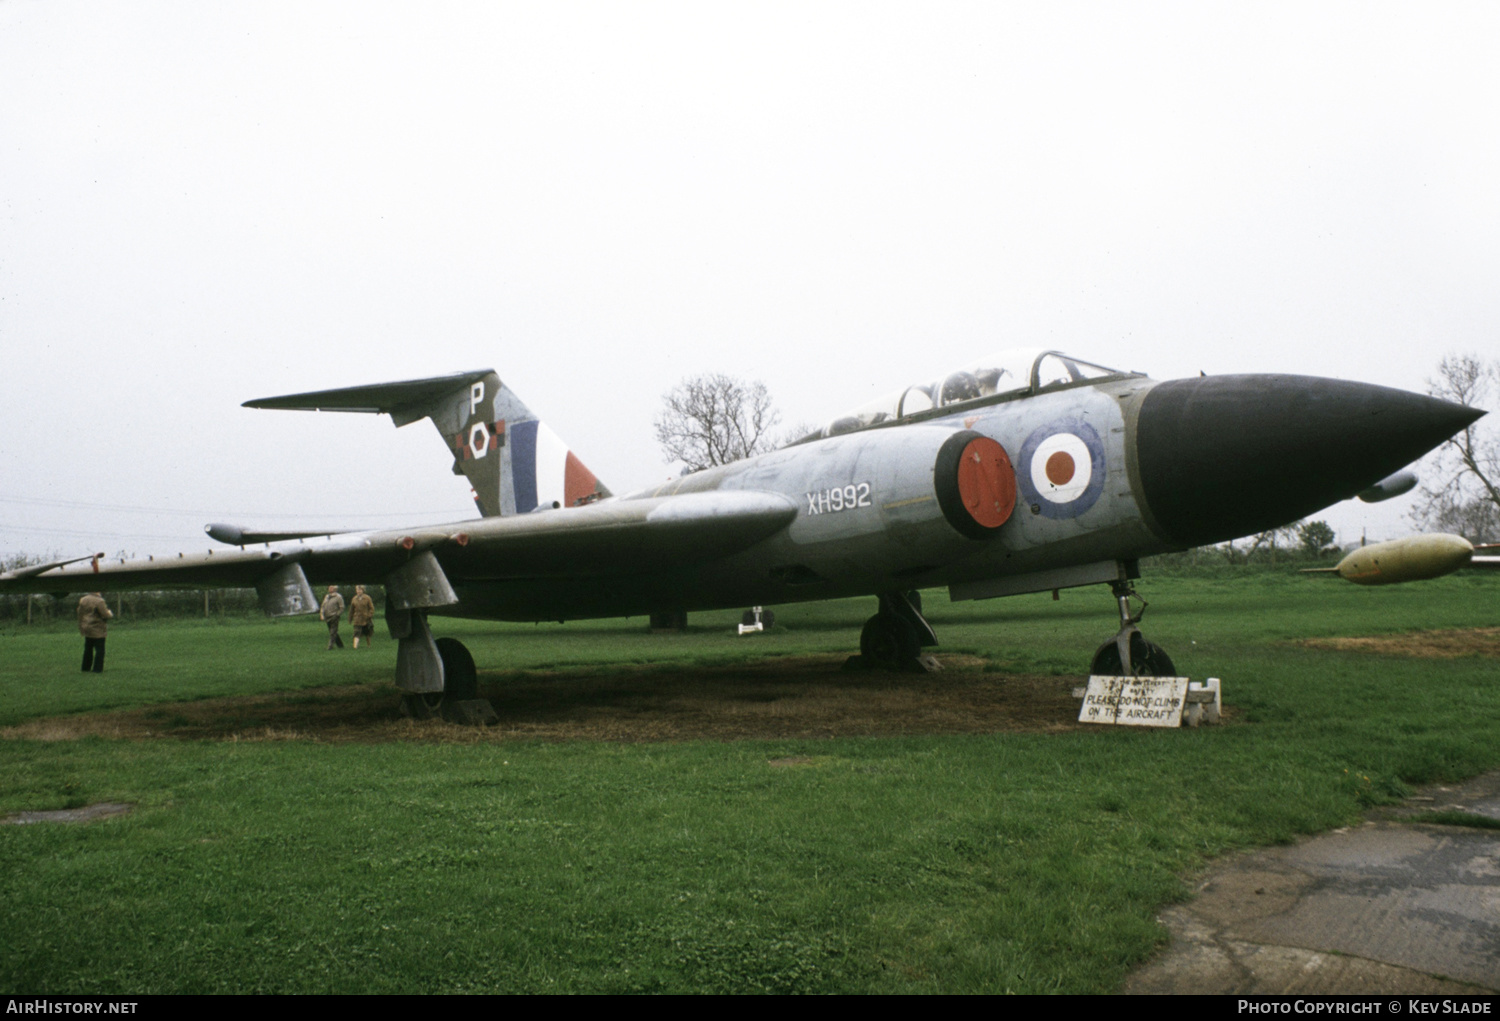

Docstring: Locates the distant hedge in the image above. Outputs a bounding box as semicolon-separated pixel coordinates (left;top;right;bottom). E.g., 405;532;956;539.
0;585;386;623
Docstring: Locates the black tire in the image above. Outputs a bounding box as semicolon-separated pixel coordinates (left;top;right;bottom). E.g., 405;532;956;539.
435;637;478;702
761;609;775;628
649;611;688;631
741;609;758;627
400;692;441;720
1089;633;1177;677
860;612;920;669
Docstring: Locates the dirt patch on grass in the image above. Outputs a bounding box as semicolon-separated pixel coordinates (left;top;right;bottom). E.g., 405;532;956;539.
0;655;1092;744
1;803;134;825
1299;627;1500;659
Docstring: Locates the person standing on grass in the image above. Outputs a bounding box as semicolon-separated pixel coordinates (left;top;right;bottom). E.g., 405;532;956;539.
321;585;345;650
77;591;112;673
349;585;375;649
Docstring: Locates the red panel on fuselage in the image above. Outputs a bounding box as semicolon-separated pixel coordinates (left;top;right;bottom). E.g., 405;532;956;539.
956;436;1016;529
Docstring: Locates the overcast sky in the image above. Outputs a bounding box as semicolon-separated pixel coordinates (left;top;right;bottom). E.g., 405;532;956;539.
2;1;1497;562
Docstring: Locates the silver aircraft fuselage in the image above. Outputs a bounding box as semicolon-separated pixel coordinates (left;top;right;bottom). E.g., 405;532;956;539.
447;374;1159;620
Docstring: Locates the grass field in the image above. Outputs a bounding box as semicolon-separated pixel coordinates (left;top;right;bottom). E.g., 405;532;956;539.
2;570;1497;993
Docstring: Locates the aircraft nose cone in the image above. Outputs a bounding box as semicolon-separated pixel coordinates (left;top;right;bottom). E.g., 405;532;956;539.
1133;374;1483;548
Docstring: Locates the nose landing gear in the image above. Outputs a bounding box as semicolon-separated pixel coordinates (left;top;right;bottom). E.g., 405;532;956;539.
1089;580;1176;677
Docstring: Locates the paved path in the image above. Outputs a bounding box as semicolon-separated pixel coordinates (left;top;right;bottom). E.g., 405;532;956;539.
1126;772;1500;994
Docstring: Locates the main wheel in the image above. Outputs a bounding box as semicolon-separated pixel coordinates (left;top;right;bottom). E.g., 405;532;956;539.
860;612;920;669
1089;633;1177;677
403;637;478;719
435;637;478;702
401;692;442;720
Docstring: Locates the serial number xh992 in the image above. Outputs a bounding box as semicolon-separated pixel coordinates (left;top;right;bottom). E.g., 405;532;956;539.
805;482;872;515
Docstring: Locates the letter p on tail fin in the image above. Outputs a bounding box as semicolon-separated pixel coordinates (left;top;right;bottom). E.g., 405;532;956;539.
243;369;610;516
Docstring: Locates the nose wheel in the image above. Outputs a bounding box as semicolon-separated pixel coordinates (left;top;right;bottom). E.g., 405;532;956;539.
1089;581;1177;677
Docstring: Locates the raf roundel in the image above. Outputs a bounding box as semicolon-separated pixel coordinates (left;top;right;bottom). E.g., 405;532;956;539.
1030;432;1091;502
1016;419;1106;519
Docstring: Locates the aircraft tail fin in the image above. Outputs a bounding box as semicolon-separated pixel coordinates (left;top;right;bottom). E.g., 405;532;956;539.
244;370;611;517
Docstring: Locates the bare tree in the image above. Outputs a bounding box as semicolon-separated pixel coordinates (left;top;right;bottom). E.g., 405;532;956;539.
2;552;42;573
780;421;822;447
654;374;781;473
1410;354;1500;541
1245;520;1303;565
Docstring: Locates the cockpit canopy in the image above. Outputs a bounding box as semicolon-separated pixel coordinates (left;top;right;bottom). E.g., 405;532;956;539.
792;349;1138;445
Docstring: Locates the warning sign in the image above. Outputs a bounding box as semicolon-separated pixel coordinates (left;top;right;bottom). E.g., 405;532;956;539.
1079;676;1190;727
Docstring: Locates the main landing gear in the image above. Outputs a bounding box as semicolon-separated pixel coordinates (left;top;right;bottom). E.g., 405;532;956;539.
856;590;940;672
1088;579;1177;677
398;633;480;721
384;552;491;723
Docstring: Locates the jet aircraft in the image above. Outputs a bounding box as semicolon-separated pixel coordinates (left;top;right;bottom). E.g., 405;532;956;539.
2;349;1482;717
